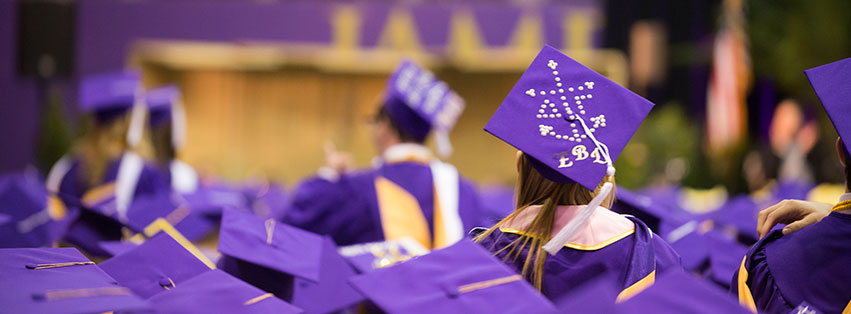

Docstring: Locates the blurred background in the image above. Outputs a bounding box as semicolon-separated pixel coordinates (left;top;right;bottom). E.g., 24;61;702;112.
2;0;850;197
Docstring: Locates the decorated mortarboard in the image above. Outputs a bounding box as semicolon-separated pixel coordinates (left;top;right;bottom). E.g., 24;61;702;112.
98;232;213;298
484;46;654;255
147;269;303;314
0;171;77;248
617;271;751;314
0;247;151;314
484;45;653;189
145;85;188;151
384;60;465;156
338;238;429;273
218;208;362;312
349;239;556;314
805;58;851;154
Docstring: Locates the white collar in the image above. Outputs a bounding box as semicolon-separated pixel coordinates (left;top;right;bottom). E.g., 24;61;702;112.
381;143;433;164
840;193;851;203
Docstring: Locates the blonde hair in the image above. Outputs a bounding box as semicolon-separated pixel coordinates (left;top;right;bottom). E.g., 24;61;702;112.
474;153;615;290
74;114;131;188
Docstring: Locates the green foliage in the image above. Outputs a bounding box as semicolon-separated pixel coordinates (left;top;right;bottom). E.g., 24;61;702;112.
614;104;704;189
747;0;851;99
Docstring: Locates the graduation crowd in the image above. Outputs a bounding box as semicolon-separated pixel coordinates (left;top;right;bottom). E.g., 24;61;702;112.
1;46;850;314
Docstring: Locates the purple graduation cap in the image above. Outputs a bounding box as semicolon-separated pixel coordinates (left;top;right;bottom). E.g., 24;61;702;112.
0;247;151;314
617;271;751;314
98;232;212;299
217;208;363;313
805;57;851;153
485;45;653;189
79;70;141;114
384;60;465;156
147;269;303;314
0;171;78;248
484;45;654;254
349;239;557;314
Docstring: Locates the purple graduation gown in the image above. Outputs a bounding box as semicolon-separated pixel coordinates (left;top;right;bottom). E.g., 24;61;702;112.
476;216;681;301
285;160;482;248
731;212;851;314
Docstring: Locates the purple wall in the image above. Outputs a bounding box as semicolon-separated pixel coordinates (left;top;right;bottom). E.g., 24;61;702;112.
0;0;602;173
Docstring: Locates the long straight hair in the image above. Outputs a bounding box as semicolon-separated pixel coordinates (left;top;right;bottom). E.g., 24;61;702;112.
75;114;131;188
474;152;615;290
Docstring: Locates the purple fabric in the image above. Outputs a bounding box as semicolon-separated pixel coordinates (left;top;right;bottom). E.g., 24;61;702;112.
180;181;251;218
551;270;621;313
710;195;760;243
477;216;678;301
99;232;211;299
97;241;139;257
669;231;710;272
79;70;140;113
219;208;322;282
77;0;333;76
0;247;151;314
349;239;556;314
620;271;749;314
285;161;483;247
740;212;851;313
484;45;654;189
147;269;303;314
472;5;522;47
0;171;78;248
290;237;364;314
285;169;383;246
237;181;289;220
410;5;453;49
804;58;851;154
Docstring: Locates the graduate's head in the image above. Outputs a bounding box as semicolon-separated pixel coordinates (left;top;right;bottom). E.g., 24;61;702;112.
76;70;143;186
378;60;464;156
804;58;851;191
476;46;654;290
370;105;427;152
145;85;185;165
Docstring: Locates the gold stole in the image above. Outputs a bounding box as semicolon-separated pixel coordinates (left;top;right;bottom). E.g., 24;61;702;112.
374;177;449;250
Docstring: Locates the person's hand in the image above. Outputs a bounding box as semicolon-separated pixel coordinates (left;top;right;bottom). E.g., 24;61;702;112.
757;199;831;238
324;141;353;175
